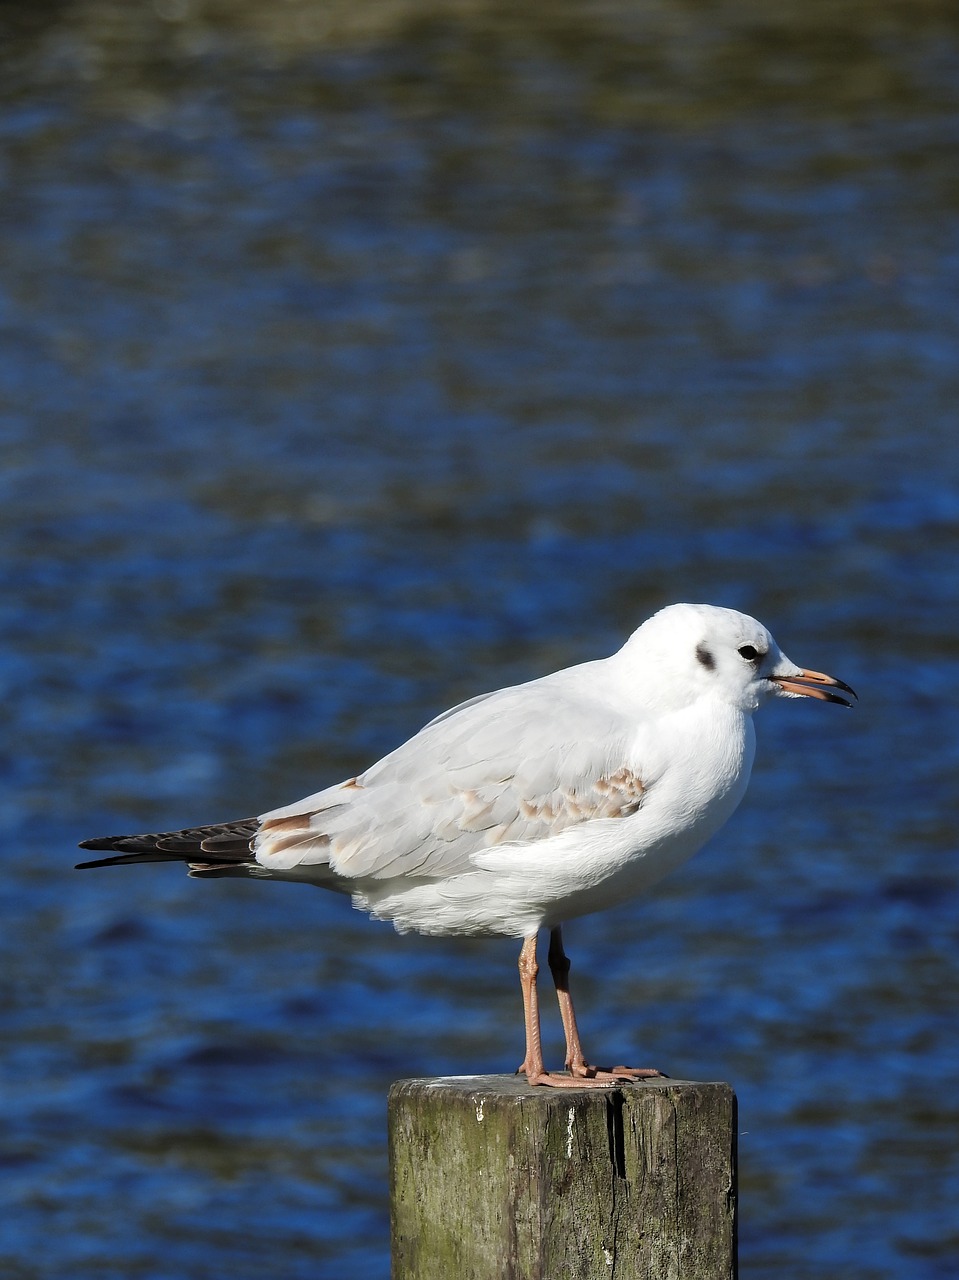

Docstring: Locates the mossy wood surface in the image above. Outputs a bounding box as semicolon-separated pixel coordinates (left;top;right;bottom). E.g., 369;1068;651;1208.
389;1075;737;1280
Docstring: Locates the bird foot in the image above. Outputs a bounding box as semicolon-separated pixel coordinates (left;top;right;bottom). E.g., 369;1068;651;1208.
518;1061;666;1088
568;1059;665;1080
579;1063;666;1080
521;1068;622;1088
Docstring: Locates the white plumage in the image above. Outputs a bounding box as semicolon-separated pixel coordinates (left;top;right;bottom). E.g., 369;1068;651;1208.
79;602;855;1086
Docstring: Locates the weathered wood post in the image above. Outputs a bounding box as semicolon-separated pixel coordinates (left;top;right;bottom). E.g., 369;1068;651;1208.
389;1075;737;1280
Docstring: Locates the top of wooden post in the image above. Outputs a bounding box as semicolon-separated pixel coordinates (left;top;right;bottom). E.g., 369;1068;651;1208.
390;1075;737;1280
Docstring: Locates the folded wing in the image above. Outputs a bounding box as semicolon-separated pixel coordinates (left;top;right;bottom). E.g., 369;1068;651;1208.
255;678;645;884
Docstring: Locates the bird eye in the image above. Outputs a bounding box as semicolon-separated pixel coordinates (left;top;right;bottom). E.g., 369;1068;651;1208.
738;645;760;662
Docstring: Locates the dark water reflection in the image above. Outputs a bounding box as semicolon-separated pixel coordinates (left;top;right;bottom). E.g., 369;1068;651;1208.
1;1;958;1276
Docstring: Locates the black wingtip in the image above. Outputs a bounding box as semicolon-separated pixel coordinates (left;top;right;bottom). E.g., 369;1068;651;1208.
76;856;115;870
75;850;189;870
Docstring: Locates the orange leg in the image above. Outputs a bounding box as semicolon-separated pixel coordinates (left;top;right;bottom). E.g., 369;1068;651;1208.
545;926;664;1083
517;933;618;1088
547;925;591;1074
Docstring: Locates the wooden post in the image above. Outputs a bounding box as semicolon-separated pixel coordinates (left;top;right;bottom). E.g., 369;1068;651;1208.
389;1075;736;1280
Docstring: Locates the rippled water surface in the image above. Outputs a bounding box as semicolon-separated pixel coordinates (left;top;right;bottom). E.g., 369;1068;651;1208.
1;1;958;1276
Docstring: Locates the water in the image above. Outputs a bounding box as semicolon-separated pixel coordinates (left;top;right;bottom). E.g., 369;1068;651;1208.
1;1;958;1275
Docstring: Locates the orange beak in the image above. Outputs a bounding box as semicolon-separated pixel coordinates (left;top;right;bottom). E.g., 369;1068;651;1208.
768;668;857;707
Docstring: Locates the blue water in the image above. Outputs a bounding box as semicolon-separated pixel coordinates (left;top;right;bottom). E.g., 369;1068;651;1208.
1;2;958;1276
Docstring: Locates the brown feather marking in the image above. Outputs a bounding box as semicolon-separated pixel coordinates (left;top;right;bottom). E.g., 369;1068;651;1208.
260;814;311;834
265;830;330;857
594;767;645;817
481;767;645;845
257;813;325;860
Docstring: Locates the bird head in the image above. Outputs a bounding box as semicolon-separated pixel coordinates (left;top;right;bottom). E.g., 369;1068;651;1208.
616;603;856;715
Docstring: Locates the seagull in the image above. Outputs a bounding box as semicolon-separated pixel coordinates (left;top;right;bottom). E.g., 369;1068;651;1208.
77;603;855;1087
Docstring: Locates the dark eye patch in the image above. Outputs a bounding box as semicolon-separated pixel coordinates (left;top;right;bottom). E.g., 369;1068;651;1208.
696;643;715;671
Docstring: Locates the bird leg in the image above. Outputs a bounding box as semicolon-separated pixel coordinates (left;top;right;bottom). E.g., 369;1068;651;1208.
547;925;591;1075
517;933;609;1087
546;926;664;1082
517;933;642;1088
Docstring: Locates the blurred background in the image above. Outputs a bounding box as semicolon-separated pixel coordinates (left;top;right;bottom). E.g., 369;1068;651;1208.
1;0;957;1275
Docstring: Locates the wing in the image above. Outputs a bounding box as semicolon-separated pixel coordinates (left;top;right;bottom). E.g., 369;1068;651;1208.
76;819;261;874
255;675;646;883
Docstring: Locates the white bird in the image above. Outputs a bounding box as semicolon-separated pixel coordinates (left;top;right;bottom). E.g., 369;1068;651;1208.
78;603;855;1087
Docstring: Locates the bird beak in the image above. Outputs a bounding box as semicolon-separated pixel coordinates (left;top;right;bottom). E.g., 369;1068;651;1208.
768;668;858;707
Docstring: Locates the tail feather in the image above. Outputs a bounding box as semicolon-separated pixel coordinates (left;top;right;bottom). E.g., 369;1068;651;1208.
76;819;260;871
